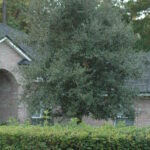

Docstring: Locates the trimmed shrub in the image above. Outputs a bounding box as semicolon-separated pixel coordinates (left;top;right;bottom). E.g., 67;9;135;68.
0;124;150;149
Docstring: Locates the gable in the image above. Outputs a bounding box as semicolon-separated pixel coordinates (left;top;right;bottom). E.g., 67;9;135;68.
0;42;23;69
0;24;34;57
0;37;32;62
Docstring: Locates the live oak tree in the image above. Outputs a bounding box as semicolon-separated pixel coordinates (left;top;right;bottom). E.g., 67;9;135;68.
23;0;140;122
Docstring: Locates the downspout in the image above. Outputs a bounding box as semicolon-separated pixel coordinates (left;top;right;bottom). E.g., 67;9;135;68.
2;0;7;24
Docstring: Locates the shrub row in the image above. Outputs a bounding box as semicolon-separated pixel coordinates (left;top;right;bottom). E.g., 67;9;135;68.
0;124;150;149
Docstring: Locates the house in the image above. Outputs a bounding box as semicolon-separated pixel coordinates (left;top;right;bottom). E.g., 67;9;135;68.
130;63;150;127
0;23;150;126
0;23;32;123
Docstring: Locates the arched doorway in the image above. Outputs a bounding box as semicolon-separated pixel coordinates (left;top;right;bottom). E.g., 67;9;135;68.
0;69;18;122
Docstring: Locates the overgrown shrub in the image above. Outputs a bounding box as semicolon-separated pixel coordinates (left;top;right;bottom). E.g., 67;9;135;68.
0;124;150;149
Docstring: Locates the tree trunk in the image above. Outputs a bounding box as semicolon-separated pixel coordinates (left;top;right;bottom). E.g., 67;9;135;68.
77;116;82;124
2;0;6;24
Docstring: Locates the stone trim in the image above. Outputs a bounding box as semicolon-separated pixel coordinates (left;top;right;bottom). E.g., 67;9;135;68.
0;36;32;61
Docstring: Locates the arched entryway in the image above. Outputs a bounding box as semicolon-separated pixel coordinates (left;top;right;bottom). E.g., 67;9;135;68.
0;69;18;122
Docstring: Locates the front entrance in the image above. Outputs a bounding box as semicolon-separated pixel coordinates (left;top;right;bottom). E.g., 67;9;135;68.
0;69;18;122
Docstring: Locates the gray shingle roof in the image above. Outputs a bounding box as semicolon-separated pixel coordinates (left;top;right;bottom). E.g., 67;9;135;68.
0;23;26;39
134;68;150;93
0;23;33;58
129;53;150;93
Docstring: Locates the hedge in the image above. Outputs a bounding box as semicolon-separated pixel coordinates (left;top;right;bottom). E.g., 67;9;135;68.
0;124;150;149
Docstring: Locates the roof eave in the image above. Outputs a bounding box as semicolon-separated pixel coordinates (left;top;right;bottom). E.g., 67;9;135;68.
0;36;32;61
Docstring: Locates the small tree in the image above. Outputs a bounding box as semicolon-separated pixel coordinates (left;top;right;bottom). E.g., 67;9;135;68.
23;0;140;121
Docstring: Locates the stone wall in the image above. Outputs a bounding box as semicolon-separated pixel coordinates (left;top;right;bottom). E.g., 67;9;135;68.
135;97;150;127
82;97;150;127
0;41;26;122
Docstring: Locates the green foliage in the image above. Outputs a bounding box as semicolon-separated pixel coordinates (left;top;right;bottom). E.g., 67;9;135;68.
23;0;141;121
0;0;30;32
7;118;19;126
23;119;31;126
125;0;150;51
43;109;53;126
116;121;126;128
0;124;150;149
7;0;29;32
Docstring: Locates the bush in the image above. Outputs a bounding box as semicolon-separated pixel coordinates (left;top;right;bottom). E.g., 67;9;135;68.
0;124;150;149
